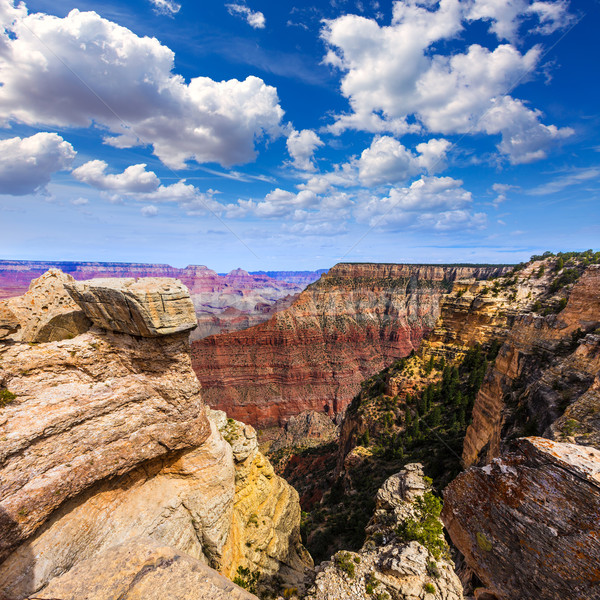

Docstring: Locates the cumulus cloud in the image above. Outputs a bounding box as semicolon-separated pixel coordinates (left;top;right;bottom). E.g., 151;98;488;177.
321;0;574;163
0;5;283;168
226;3;266;29
227;188;319;219
491;182;517;206
355;176;486;230
148;0;181;17
356;136;450;186
286;129;324;171
72;160;160;193
0;132;76;195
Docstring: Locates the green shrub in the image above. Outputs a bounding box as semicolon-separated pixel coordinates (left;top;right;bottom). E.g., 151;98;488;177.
0;389;16;408
396;492;446;559
424;582;436;594
334;551;357;578
232;566;260;593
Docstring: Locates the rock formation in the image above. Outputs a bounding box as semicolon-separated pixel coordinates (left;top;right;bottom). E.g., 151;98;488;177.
462;264;600;467
192;263;509;428
304;464;463;600
443;437;600;600
39;538;258;600
0;271;310;599
0;269;92;343
270;411;338;454
66;277;198;337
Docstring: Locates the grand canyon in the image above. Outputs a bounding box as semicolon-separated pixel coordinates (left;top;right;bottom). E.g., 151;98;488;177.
1;250;599;600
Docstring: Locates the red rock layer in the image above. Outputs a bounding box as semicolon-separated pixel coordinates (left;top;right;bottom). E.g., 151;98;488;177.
192;263;508;428
0;261;307;298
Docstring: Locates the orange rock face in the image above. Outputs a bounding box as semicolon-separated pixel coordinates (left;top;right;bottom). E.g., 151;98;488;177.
192;263;509;427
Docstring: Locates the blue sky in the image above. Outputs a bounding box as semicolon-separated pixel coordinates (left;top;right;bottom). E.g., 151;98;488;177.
0;0;598;270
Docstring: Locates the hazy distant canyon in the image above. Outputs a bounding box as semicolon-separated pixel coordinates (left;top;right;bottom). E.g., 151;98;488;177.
0;260;326;340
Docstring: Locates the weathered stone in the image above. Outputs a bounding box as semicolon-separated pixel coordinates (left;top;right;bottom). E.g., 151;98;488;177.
3;269;91;342
0;303;19;338
443;437;600;600
66;277;197;337
40;537;258;600
305;465;463;600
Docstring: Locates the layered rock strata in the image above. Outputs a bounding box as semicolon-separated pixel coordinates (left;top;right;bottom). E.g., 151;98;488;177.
443;437;600;600
0;272;310;599
192;263;509;428
462;265;600;467
305;464;463;600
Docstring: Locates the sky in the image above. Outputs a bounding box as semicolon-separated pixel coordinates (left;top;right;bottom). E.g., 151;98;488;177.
0;0;599;271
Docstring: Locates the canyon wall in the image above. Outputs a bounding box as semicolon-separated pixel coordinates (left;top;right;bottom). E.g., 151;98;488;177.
0;272;310;598
192;262;510;428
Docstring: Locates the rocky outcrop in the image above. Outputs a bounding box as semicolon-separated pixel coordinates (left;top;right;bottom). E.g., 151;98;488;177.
443;437;600;600
305;464;463;600
192;263;509;428
0;273;311;599
270;411;338;454
40;537;258;600
66;277;197;337
211;411;313;591
0;269;91;342
462;265;600;467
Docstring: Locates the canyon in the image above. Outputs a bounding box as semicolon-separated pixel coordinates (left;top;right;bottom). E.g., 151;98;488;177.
192;262;510;428
0;260;325;341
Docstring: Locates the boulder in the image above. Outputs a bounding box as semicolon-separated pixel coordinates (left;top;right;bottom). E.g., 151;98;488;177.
66;277;197;337
443;437;600;600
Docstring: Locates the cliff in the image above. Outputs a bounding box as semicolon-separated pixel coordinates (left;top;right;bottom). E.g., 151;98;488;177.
443;437;600;600
192;262;509;428
0;271;311;599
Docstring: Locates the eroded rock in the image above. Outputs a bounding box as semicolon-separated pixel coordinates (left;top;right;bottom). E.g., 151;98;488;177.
41;537;258;600
66;277;197;337
443;437;600;600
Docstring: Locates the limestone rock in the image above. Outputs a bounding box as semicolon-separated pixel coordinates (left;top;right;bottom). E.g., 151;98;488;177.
0;328;211;569
443;437;600;600
305;464;463;600
214;415;313;592
66;277;197;337
41;537;258;600
0;303;19;338
2;269;91;342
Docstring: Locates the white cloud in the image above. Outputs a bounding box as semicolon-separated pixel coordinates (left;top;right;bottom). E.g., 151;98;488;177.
355;176;485;230
468;0;575;41
356;135;450;186
227;188;319;219
71;197;89;206
0;132;75;195
286;129;324;171
528;167;600;196
321;1;574;163
0;5;283;168
491;182;517;206
149;0;181;16
226;3;266;29
141;204;158;217
72;160;160;193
